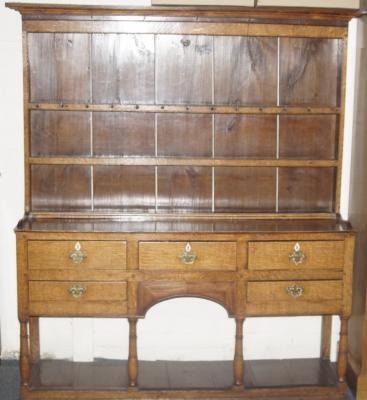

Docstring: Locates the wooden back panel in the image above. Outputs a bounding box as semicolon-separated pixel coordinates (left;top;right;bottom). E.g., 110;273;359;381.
20;13;347;218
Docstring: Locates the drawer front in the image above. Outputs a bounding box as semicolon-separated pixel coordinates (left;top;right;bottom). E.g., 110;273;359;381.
247;280;342;316
28;240;127;270
248;241;345;270
139;241;237;271
29;281;127;316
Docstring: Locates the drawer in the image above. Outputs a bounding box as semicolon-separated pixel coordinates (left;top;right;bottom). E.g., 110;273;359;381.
29;281;127;316
139;241;237;271
28;240;127;270
248;241;345;270
247;280;342;316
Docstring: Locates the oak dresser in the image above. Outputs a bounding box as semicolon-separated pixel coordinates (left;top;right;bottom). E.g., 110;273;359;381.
6;3;362;399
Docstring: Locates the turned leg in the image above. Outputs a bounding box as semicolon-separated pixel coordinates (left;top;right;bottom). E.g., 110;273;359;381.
19;320;30;389
234;318;244;387
320;315;332;360
337;316;349;383
128;318;138;388
29;317;40;363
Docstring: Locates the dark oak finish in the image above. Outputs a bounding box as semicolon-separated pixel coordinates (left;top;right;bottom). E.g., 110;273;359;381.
157;166;212;212
156;35;213;105
279;38;342;107
28;33;91;103
93;166;156;212
279;115;338;160
92;34;155;105
93;112;155;157
29;358;340;392
214;36;277;106
215;115;277;158
30;111;91;156
7;3;358;400
31;165;92;211
5;3;362;23
215;167;276;212
278;167;336;213
157;114;212;157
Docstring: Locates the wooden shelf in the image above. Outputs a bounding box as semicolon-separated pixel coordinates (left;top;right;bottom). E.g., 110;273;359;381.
16;216;351;232
29;359;339;391
28;103;341;115
29;157;339;168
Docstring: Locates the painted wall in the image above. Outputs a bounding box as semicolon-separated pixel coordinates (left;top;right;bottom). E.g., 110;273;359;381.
0;0;359;362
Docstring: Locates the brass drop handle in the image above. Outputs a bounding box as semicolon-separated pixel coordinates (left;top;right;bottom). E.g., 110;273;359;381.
69;242;87;264
179;243;197;265
288;242;306;265
68;285;87;298
286;284;304;298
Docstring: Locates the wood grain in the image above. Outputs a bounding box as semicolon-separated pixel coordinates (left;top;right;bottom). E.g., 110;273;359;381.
8;3;359;23
93;166;155;212
278;167;336;213
215;115;277;158
27;358;340;392
279;115;338;160
29;281;128;316
248;240;345;270
321;315;332;360
28;240;127;270
157;114;212;157
234;318;244;387
156;35;213;105
29;317;40;363
16;218;352;233
139;241;237;270
29;157;339;168
28;33;90;103
93;112;155;157
30;111;91;156
92;34;154;104
22;20;349;38
215;36;277;106
10;4;356;400
29;103;341;115
215;167;276;212
247;280;342;302
157;166;212;212
128;319;138;387
137;280;236;316
247;280;343;315
280;38;341;106
31;165;92;211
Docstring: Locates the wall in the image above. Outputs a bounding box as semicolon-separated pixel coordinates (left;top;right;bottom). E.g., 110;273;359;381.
0;0;358;363
347;14;367;397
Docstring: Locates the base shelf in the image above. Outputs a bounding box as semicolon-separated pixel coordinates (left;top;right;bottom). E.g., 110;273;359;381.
30;358;338;391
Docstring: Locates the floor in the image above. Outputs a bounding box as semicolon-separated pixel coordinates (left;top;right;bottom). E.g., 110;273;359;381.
0;359;356;400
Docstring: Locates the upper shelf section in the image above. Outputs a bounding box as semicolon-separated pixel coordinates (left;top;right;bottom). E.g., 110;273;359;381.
5;3;363;26
27;34;342;107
